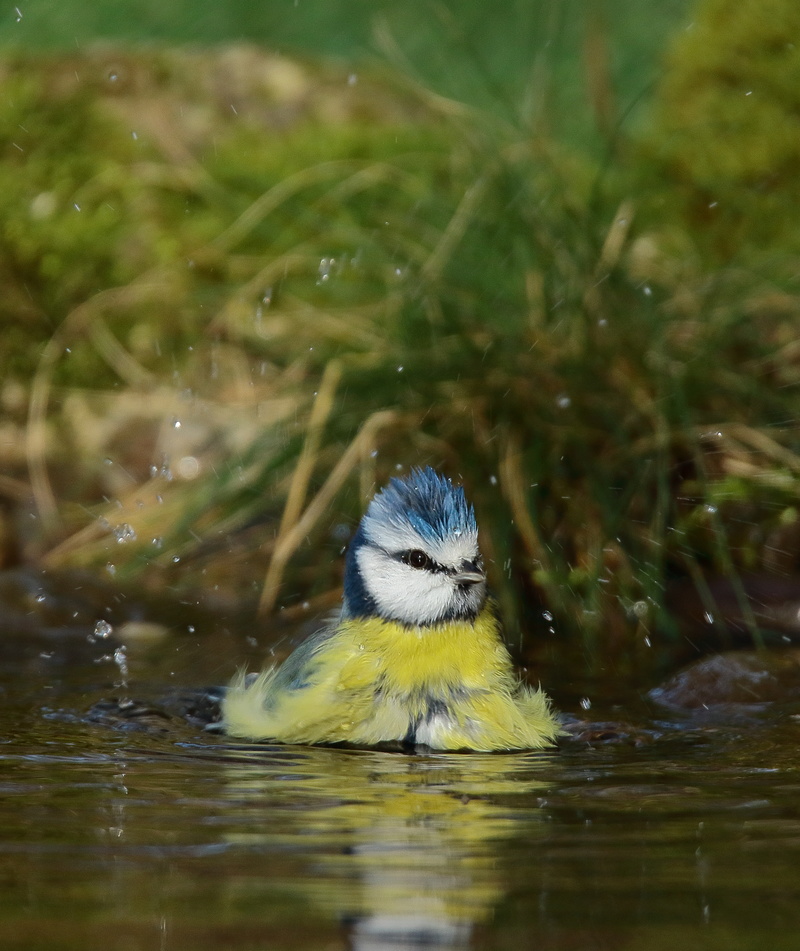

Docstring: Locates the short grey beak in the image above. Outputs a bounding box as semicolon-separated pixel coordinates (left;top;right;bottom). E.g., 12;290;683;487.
453;561;485;586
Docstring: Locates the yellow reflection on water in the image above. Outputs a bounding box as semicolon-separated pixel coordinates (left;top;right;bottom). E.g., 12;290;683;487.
220;745;553;949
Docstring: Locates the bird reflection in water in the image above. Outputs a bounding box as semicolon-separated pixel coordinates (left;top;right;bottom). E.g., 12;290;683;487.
218;744;553;950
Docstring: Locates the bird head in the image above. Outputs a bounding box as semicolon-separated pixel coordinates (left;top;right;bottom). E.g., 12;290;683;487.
342;467;486;626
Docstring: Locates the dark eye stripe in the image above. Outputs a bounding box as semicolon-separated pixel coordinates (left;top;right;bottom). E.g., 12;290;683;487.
397;549;447;573
391;549;482;578
400;549;430;570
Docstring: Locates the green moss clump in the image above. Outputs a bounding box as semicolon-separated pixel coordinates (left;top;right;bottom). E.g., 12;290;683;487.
642;0;800;264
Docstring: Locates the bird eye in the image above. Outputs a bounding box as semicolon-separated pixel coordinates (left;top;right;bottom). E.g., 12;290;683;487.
403;549;430;570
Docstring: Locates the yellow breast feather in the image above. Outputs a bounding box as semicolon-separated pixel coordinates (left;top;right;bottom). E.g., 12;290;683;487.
222;604;562;752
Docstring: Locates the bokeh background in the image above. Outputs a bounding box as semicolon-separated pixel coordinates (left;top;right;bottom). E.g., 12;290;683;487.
2;0;799;681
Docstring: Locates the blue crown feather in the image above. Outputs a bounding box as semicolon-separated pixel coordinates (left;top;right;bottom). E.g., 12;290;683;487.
372;467;477;543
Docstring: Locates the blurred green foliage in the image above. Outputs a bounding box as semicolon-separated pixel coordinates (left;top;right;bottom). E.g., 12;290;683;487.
0;0;690;150
1;0;799;673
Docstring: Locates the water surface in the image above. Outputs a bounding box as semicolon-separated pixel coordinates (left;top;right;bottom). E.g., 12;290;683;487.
2;598;800;950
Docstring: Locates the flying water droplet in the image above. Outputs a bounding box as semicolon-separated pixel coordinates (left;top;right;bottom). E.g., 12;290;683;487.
114;523;137;544
317;257;335;284
94;619;113;639
113;645;129;687
152;456;173;481
177;456;200;479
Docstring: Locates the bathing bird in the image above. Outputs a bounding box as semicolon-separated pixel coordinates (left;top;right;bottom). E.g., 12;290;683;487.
221;467;561;751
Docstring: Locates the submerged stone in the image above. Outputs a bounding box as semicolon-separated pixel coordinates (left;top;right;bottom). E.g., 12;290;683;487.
650;649;800;710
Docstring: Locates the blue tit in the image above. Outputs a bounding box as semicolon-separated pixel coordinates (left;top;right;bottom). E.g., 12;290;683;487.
221;467;562;752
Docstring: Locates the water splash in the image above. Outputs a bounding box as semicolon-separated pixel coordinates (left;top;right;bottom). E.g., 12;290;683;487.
317;257;335;284
113;645;129;688
94;620;113;639
114;523;137;544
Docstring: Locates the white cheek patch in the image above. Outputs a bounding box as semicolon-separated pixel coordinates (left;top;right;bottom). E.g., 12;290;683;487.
356;546;485;625
357;547;457;625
